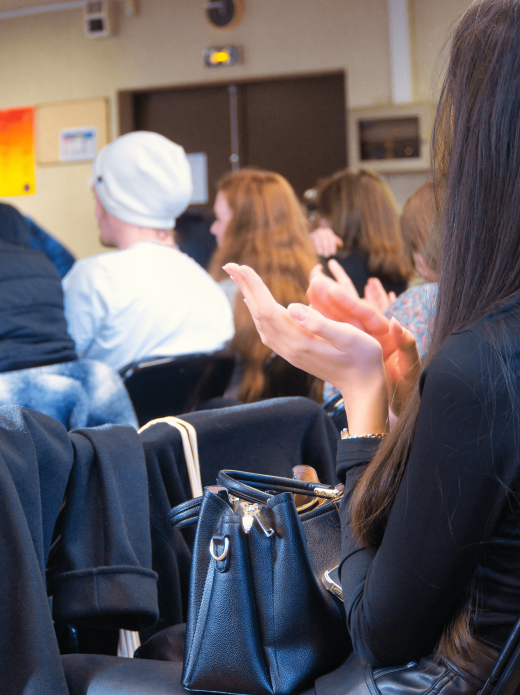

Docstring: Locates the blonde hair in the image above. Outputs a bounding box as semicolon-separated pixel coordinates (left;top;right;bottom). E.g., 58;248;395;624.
210;169;317;402
316;168;413;280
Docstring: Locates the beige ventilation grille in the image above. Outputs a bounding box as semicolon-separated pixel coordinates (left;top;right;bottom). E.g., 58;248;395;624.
84;0;111;38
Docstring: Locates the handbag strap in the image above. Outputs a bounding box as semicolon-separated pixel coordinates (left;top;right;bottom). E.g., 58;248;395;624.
140;417;203;498
217;469;340;504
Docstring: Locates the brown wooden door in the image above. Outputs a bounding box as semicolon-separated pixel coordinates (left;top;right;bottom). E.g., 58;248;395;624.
239;73;347;197
131;84;232;206
120;71;347;208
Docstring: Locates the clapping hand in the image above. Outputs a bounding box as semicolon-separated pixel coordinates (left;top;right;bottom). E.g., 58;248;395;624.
307;267;420;414
223;263;389;435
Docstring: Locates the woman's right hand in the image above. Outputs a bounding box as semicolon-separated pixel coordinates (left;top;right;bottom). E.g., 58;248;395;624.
309;224;343;258
307;269;421;414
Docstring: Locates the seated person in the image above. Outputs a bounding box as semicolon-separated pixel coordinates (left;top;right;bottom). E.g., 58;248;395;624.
62;131;234;372
310;168;413;297
209;168;318;402
25;215;75;278
399;180;438;285
0;203;75;278
0;205;77;372
364;180;440;357
322;179;440;365
0;204;137;430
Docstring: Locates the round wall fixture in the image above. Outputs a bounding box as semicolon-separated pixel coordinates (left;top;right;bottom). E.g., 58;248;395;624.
204;0;244;30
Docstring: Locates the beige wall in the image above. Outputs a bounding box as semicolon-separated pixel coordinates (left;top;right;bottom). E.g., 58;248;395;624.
0;0;472;258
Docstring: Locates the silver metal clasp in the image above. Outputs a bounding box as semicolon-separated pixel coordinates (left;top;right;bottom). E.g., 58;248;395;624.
238;501;274;538
209;536;229;561
313;487;341;499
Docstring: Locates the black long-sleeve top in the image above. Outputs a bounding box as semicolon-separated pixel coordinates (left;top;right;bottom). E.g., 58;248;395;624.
338;302;520;667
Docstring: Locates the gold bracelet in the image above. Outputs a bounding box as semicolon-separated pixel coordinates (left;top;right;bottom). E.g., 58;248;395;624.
340;429;387;440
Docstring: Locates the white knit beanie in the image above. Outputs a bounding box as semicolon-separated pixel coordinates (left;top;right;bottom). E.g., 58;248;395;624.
93;131;193;229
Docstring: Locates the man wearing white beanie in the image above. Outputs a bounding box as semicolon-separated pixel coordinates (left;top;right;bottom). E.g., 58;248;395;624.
62;131;234;372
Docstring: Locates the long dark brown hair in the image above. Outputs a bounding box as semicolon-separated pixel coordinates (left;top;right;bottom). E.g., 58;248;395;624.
316;168;413;281
210;169;317;402
352;0;520;665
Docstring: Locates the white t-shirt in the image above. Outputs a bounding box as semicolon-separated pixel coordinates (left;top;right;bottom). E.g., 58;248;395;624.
62;242;234;372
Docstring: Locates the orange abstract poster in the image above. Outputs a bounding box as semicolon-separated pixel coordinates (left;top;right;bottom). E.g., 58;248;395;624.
0;107;36;196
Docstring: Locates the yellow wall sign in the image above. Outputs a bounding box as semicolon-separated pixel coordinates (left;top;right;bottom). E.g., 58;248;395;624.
0;107;36;196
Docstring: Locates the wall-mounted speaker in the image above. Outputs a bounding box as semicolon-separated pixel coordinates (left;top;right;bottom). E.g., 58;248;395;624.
84;0;112;38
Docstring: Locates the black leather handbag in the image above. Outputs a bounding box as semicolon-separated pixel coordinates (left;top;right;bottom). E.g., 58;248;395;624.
168;469;350;695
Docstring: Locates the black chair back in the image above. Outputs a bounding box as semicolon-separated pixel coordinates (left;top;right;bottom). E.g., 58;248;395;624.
119;351;235;427
262;353;321;401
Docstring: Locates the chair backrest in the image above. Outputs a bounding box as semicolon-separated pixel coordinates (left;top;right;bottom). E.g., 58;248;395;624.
261;353;320;401
322;393;347;434
119;351;235;427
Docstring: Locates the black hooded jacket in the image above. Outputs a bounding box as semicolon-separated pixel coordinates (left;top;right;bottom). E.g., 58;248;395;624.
0;203;76;371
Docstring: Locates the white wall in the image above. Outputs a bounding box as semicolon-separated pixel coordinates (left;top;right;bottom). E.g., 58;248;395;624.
0;0;472;257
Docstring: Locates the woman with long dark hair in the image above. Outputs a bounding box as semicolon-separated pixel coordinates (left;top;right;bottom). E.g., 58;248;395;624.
224;0;520;690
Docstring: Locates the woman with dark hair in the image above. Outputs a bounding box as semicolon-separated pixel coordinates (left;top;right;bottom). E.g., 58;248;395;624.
210;168;318;402
313;168;413;297
224;0;520;690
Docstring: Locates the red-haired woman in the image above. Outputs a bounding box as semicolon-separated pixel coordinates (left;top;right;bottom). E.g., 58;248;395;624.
210;168;318;403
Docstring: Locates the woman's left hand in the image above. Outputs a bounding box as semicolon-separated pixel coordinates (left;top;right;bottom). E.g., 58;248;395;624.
307;269;421;415
223;263;389;435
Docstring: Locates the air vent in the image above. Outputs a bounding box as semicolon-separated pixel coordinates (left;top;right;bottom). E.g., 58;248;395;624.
84;0;112;38
86;1;103;13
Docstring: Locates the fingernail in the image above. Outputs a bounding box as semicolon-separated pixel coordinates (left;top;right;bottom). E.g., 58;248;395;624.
391;317;404;333
289;304;307;322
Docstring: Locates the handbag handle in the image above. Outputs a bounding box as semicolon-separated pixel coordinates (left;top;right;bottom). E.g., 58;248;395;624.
216;470;340;504
168;472;340;528
168;486;229;529
167;496;203;528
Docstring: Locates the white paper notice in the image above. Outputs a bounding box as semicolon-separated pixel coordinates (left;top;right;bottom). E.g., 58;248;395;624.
186;152;208;205
59;126;98;162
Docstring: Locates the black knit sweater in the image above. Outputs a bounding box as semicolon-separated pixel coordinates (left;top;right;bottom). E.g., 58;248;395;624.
338;300;520;666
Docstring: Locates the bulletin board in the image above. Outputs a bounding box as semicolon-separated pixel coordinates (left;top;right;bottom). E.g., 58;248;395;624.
0;106;36;196
36;97;110;166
